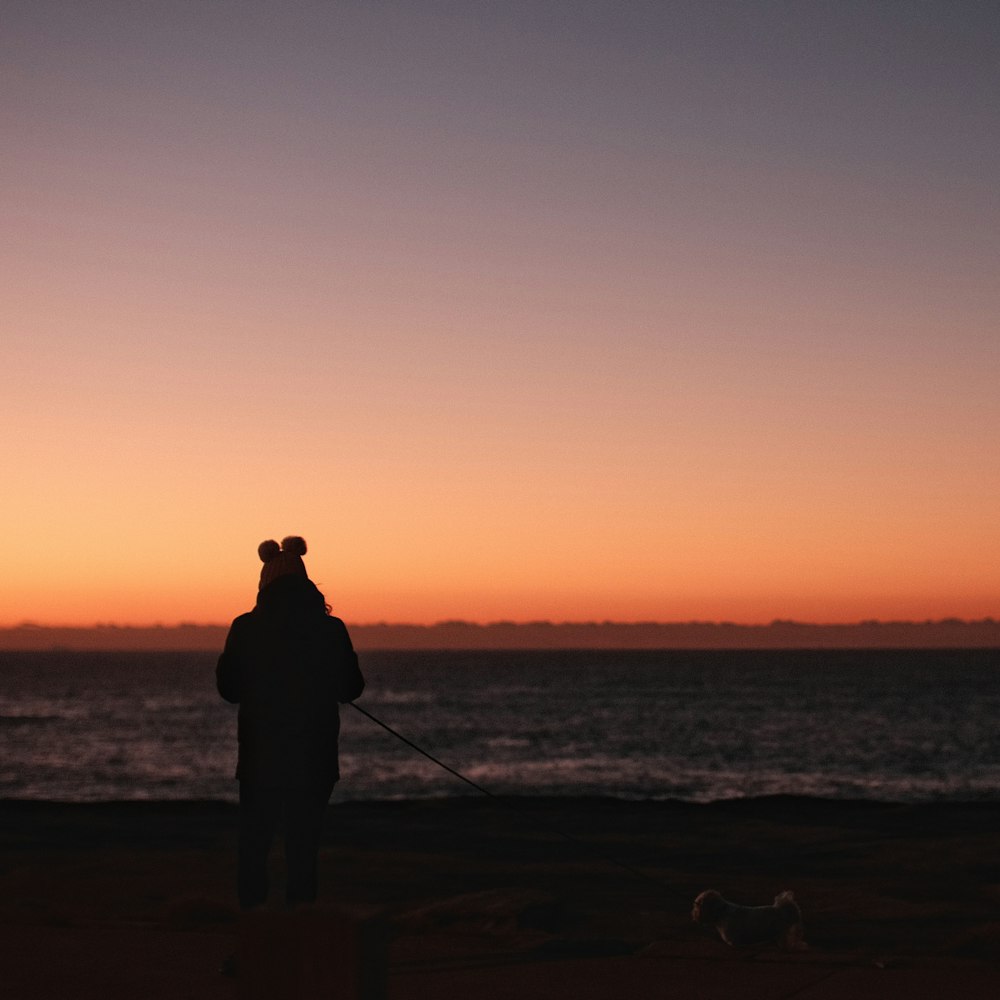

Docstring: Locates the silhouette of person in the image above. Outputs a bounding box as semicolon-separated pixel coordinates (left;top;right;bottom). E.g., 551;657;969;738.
217;536;364;909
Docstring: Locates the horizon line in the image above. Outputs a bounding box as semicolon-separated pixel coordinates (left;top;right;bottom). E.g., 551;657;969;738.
4;616;997;631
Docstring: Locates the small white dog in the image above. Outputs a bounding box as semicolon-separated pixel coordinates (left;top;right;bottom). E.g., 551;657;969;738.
691;889;805;950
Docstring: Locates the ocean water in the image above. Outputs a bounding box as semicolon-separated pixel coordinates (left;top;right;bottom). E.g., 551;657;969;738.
1;648;998;804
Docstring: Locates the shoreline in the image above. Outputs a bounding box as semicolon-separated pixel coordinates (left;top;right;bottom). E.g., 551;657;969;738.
5;788;1000;804
5;789;1000;808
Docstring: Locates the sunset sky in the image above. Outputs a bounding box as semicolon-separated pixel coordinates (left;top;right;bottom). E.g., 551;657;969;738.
3;1;998;627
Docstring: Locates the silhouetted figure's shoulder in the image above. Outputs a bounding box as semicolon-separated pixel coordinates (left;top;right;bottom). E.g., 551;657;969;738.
320;613;354;644
216;605;363;704
227;610;256;634
322;615;364;702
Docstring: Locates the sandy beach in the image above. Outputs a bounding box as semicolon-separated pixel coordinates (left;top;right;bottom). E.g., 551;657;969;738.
3;796;1000;998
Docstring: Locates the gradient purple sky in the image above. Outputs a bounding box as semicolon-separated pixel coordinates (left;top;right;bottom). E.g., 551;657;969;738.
3;1;998;625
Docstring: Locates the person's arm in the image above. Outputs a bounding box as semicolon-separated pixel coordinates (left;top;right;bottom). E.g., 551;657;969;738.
329;617;365;703
216;617;246;703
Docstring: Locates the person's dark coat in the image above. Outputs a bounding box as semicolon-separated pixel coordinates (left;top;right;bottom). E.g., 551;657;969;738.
216;575;364;789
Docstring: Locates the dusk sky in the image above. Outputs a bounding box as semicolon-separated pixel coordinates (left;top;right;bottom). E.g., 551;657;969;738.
4;1;998;627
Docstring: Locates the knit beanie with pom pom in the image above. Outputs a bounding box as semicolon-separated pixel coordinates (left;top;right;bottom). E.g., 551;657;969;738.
258;536;309;591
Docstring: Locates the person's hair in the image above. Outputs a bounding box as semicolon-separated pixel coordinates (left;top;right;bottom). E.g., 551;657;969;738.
255;574;331;617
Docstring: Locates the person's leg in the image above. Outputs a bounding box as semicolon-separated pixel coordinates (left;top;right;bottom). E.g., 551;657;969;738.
238;782;281;909
283;782;334;906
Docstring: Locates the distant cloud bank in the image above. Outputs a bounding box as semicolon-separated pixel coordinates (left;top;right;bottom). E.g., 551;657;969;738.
1;619;998;651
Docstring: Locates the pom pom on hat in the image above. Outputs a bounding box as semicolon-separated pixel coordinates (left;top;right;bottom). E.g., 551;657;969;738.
258;539;281;562
281;536;307;557
258;535;309;590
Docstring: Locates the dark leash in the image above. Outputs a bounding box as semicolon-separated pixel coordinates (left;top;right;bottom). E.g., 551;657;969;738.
347;700;692;903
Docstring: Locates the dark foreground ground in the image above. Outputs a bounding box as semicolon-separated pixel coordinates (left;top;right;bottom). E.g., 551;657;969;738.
3;796;1000;998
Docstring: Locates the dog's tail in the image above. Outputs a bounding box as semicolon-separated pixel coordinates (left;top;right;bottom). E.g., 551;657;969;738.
773;890;801;920
773;890;806;950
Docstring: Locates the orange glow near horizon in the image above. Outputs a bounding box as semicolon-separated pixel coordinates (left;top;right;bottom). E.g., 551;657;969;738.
3;4;998;630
